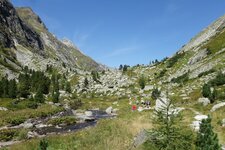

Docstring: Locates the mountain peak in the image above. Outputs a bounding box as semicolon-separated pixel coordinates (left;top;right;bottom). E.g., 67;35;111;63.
61;38;76;48
16;7;47;32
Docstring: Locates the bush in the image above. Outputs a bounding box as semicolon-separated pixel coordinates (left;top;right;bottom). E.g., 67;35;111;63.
202;84;211;98
26;101;38;109
157;69;167;78
171;73;189;84
39;138;48;150
209;72;225;86
6;117;26;126
202;84;217;103
17;129;29;140
47;116;76;126
138;75;146;89
198;69;216;78
167;52;185;68
0;129;18;141
69;99;82;110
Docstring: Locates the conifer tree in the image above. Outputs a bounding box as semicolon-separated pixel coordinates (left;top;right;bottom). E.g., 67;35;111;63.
8;79;17;98
202;83;211;98
84;77;89;88
2;77;9;97
35;86;45;103
196;116;221;150
146;92;194;149
51;74;60;103
138;74;146;89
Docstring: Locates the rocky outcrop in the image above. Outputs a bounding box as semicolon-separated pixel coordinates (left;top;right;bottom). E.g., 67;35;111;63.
0;0;103;76
179;14;225;53
198;97;210;106
0;0;43;51
211;102;225;112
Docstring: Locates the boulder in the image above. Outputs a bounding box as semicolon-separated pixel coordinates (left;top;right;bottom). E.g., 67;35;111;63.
105;106;113;114
35;123;49;128
194;115;208;121
0;107;8;111
198;97;210;106
112;108;119;113
27;131;40;139
20;122;33;129
210;102;225;112
222;118;225;127
144;85;153;91
84;111;93;117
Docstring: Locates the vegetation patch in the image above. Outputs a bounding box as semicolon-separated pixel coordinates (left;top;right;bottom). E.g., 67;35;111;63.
171;72;189;84
0;129;18;141
47;116;76;126
203;29;225;54
167;52;185;68
198;68;216;78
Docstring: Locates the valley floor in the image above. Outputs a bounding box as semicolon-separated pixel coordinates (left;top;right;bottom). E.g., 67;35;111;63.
1;95;224;150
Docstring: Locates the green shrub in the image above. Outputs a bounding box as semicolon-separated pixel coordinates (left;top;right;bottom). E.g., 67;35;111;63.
157;69;167;78
209;72;225;86
198;69;216;78
202;84;211;98
138;75;146;89
47;116;76;126
171;73;189;84
39;138;48;150
17;129;29;140
69;99;82;110
26;101;38;109
167;52;185;68
0;129;18;141
202;84;217;103
6;116;26;126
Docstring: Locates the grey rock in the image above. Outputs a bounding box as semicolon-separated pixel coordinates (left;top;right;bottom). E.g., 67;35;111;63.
0;107;8;111
105;106;113;114
222;118;225;127
188;48;208;65
198;97;210;106
84;111;93;117
19;122;33;129
133;130;148;148
211;102;225;112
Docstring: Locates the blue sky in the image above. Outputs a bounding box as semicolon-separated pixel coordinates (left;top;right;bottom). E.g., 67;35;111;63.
11;0;225;67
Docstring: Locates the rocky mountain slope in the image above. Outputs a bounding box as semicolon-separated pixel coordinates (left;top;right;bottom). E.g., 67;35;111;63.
0;0;102;78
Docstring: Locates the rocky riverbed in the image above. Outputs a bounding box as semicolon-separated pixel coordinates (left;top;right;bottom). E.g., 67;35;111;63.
0;108;117;148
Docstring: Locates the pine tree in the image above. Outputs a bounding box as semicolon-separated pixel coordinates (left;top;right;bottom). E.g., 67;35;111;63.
138;75;146;89
2;77;9;98
202;83;211;98
51;74;60;103
146;92;194;149
196;116;221;150
84;77;89;88
35;86;45;103
8;79;17;98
